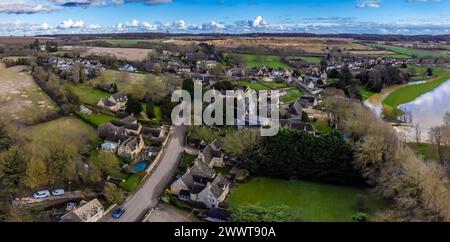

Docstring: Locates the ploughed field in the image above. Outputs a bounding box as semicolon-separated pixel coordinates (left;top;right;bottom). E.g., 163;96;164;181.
0;63;59;124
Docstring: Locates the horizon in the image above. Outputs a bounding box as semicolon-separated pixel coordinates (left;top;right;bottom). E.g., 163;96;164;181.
0;0;449;36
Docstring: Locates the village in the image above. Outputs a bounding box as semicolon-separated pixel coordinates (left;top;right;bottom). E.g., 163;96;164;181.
0;29;449;223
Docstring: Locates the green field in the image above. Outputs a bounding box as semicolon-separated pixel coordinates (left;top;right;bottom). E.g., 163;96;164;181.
229;177;386;222
75;111;118;127
89;70;178;101
357;85;376;100
384;68;450;109
365;43;449;58
70;85;110;106
280;88;303;104
21;117;98;150
235;80;270;90
241;54;290;69
290;56;322;63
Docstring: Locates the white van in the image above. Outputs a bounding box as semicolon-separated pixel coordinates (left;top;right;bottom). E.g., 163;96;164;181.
51;189;65;196
33;190;51;199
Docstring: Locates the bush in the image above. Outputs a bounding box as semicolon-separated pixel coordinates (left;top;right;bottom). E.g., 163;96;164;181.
352;213;370;222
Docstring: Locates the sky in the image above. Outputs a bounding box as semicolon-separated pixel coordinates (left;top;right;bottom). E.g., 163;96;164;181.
0;0;449;35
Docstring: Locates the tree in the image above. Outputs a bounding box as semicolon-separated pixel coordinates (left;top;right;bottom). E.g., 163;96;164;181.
301;111;310;122
182;78;195;98
0;124;13;152
125;95;143;115
0;146;28;194
243;129;360;184
23;158;48;190
231;204;301;222
104;183;125;205
430;126;444;165
352;213;370;222
414;124;421;144
427;67;433;77
146;97;155;119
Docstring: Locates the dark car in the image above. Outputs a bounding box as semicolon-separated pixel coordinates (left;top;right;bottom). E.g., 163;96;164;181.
112;208;126;219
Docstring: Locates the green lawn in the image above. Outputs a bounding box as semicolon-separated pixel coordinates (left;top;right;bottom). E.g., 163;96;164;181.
70;85;110;106
143;103;163;122
365;43;449;58
264;82;288;89
384;68;450;109
21;117;98;151
228;177;386;222
75;111;118;127
120;172;146;192
179;153;196;172
314;120;334;134
235;80;270;90
408;143;439;161
280;88;303;104
357;85;376;100
241;54;290;69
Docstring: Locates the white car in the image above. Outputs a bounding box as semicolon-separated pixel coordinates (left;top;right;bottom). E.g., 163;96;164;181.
33;190;51;199
51;189;65;196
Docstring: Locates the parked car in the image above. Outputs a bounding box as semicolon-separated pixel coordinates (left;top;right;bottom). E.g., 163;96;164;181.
33;190;51;199
112;208;126;219
51;189;65;196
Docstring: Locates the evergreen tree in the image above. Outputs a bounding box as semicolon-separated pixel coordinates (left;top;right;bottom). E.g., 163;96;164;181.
125;95;143;115
0;147;28;194
146;97;155;119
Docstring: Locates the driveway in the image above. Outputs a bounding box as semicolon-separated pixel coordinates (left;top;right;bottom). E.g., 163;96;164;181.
106;125;186;222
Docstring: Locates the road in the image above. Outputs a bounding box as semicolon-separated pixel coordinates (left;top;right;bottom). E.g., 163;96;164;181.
106;125;186;222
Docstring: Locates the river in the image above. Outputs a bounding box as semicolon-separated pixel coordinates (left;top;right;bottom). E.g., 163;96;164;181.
364;79;450;143
398;79;450;132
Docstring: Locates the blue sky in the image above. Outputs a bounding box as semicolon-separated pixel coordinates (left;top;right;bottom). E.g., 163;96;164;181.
0;0;449;35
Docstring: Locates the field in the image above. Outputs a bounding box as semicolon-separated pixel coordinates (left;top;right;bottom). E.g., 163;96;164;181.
84;39;157;47
290;56;322;63
66;46;154;61
70;85;110;106
75;111;118;127
168;37;371;54
20;117;98;150
0;37;60;45
384;68;450;109
365;43;449;58
0;64;59;124
89;70;179;101
228;177;386;222
280;88;303;104
357;85;376;100
241;54;290;69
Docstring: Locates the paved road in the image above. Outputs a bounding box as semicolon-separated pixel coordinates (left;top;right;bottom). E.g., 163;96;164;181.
106;125;186;222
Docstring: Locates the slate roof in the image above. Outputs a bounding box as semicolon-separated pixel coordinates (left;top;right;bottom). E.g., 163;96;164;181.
190;160;216;180
210;174;230;198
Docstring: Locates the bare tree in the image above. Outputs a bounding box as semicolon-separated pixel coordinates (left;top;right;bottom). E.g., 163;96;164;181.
430;126;444;164
414;123;421;144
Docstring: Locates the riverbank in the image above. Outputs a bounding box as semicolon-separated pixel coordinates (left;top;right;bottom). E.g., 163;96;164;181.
383;68;450;110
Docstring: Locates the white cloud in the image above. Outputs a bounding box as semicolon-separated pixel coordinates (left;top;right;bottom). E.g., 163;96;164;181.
252;16;268;28
173;20;187;29
0;3;62;14
57;19;85;29
356;0;381;8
